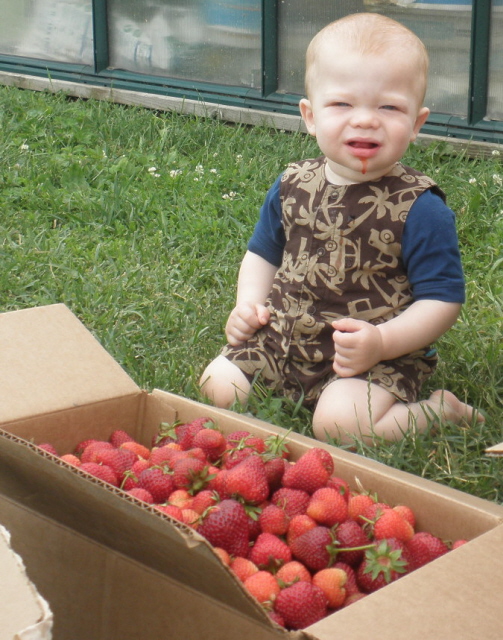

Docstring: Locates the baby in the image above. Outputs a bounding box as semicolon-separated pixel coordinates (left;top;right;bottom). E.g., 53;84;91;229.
200;13;483;444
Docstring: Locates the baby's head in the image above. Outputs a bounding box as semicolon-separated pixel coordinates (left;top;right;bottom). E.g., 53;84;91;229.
305;13;429;107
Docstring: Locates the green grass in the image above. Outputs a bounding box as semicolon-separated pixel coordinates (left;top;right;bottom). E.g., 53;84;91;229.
1;85;501;503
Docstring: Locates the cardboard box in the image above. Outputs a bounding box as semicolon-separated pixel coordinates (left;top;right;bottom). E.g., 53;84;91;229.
0;524;53;640
0;303;502;640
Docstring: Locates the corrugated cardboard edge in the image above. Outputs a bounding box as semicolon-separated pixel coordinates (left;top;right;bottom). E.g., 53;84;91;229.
0;525;53;640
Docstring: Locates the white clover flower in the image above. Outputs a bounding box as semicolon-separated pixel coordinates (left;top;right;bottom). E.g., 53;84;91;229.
492;149;500;157
210;168;217;174
222;191;238;200
195;164;204;174
170;169;182;178
469;177;477;184
194;177;199;182
20;143;29;150
493;174;502;185
213;152;218;158
236;154;243;160
148;166;157;173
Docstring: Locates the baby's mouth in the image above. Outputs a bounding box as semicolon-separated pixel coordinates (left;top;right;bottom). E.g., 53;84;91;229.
347;140;380;158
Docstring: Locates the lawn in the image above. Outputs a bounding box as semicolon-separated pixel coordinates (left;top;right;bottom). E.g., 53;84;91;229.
1;85;501;502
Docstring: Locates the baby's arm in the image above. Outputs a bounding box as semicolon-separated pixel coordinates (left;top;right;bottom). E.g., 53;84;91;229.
225;251;278;346
332;300;461;377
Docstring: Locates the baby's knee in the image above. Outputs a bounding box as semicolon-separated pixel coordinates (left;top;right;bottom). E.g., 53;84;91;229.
199;356;251;409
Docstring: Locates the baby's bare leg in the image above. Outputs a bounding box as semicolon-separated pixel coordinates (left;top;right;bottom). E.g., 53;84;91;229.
312;379;484;445
199;355;251;409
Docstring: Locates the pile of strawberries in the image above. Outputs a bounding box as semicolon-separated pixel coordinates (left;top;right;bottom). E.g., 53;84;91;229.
37;417;467;631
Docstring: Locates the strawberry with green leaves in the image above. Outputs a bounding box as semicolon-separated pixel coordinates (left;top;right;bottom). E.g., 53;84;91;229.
137;467;175;503
306;487;348;526
289;526;337;572
248;532;292;571
198;499;250;558
356;538;410;593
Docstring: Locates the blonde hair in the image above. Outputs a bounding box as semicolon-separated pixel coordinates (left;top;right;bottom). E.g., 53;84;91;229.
305;13;429;102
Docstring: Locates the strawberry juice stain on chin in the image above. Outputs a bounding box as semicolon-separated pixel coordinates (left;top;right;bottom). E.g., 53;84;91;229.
359;157;368;175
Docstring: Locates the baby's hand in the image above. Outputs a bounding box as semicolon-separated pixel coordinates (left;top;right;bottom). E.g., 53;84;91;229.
332;318;383;377
225;302;270;347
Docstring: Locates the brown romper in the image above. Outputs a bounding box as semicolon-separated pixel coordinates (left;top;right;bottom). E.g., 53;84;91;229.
222;157;442;406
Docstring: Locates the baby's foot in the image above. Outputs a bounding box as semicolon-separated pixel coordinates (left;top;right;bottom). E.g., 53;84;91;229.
428;390;485;424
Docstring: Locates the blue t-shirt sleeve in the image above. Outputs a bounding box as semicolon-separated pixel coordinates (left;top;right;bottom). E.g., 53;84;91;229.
402;189;465;303
247;174;285;267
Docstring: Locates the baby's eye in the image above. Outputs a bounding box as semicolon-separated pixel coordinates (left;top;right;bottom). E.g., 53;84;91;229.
331;102;351;108
380;104;399;111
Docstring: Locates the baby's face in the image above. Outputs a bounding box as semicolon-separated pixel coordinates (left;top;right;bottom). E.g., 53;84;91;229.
300;44;429;184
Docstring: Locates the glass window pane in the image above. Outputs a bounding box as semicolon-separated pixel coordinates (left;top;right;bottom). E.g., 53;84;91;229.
277;1;471;118
487;2;503;120
1;0;94;65
107;0;262;89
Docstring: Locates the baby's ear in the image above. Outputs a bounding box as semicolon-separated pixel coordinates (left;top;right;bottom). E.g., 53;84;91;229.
299;99;316;136
411;106;430;141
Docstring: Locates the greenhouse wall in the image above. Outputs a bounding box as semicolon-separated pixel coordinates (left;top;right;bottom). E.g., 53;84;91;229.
0;0;502;143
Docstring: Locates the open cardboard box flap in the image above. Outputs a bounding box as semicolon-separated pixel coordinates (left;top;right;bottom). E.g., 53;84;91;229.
1;304;503;640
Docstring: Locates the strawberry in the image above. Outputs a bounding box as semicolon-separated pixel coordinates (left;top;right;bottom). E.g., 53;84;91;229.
326;475;351;501
80;441;114;464
149;445;185;469
191;489;219;515
213;547;231;566
393;504;416;528
125;487;154;503
248;533;292;571
206;468;231;500
73;438;98;455
306;487;348;526
406;531;449;570
243;571;280;606
230;557;259;583
347;493;376;523
286;514;317;547
247;510;263;542
80;461;119;487
224;455;270;505
94;448;137;481
333;561;360;596
271;488;310;518
109;429;134;447
312;567;347;608
263;456;287;492
156;504;183;521
120;441;150;460
167;489;193;510
198;499;250;557
121;459;149;490
276;561;312;586
334;519;370;566
175;418;212;450
137;467;175;503
225;430;253;446
181;508;200;529
361;501;391;522
356;538;409;593
37;442;59;456
373;508;414;542
171;457;212;494
274;581;328;630
282;448;334;494
289;526;337;572
191;427;227;462
264;433;292;460
60;453;81;466
259;504;290;536
452;539;468;550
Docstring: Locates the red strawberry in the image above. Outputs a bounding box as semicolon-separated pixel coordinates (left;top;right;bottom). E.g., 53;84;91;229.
198;499;250;557
191;427;227;462
175;418;210;450
109;429;134;447
80;441;114;463
276;560;312;586
37;442;59;456
80;462;119;486
73;438;98;455
224;455;270;505
125;487;154;503
94;448;137;481
393;504;416;528
149;445;185;469
243;571;280;605
274;581;328;630
271;488;310;518
306;487;348;526
373;508;414;542
248;533;292;571
286;514;317;547
326;475;351;501
264;433;292;460
452;539;468;550
347;493;376;523
191;489;219;515
356;538;409;593
259;504;290;536
289;526;336;572
263;456;287;492
137;468;175;503
181;508;200;529
156;504;183;521
167;489;193;509
213;547;231;566
171;457;211;494
334;519;370;566
120;441;150;460
333;562;360;596
312;567;347;608
406;531;449;570
206;468;231;500
60;453;81;467
282;448;334;494
230;557;259;583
